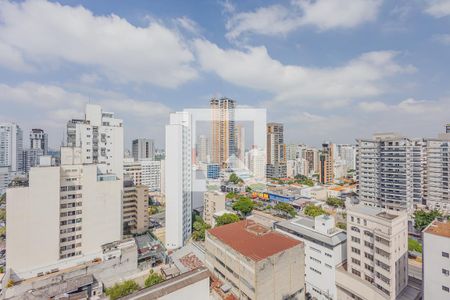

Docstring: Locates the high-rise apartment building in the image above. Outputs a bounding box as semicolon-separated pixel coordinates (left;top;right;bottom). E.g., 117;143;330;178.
267;122;286;178
286;144;298;160
356;133;424;211
336;204;408;300
197;134;209;163
0;122;23;172
210;97;236;168
305;148;319;175
165;111;192;249
122;178;149;235
446;124;450;134
132;138;154;161
276;215;347;300
246;147;266;179
334;144;356;171
422;218;450;300
30;128;48;155
423;137;450;212
319;142;334;184
67;104;123;177
6;147;122;280
235;124;245;166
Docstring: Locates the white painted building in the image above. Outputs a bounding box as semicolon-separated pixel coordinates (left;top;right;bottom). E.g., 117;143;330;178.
165;111;192;250
197;135;209;163
337;203;408;300
423;218;450;300
246;147;266;179
67;104;124;177
356;133;424;212
276;215;347;300
6;147;122;280
140;159;162;192
0;122;23;172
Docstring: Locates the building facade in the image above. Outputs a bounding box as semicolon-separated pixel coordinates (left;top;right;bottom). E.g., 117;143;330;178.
356;133;424;212
319;142;334;184
140;159;162;192
165;111;192;249
266;123;286;178
276;215;347;300
422;219;450;300
67;104;124;177
210;97;236;168
123;178;149;235
132;138;155;161
0;122;23;172
337;204;408;300
206;220;305;300
30;128;48;155
6;147;122;280
203;191;225;226
123;158;142;186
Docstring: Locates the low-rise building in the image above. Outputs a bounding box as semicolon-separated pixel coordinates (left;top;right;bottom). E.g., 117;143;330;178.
423;218;450;300
203;191;226;226
205;220;305;300
275;215;347;300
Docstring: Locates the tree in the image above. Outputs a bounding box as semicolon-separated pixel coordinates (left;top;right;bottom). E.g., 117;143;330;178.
336;222;347;230
408;238;422;253
192;216;211;241
105;280;140;300
226;192;237;199
413;210;442;231
232;197;254;216
215;213;240;226
229;173;244;185
326;197;345;208
144;270;164;288
303;204;327;217
274;202;296;218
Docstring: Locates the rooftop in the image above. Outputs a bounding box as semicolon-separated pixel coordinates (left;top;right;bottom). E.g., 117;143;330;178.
207;220;302;261
276;217;347;247
348;204;402;221
424;219;450;238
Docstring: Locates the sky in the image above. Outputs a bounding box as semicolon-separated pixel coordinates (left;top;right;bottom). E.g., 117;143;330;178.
1;0;450;150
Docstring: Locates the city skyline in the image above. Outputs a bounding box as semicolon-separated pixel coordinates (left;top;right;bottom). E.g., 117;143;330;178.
1;0;450;149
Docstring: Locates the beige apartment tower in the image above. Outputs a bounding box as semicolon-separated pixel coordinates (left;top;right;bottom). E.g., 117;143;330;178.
319;142;334;184
210;97;236;168
123;178;149;235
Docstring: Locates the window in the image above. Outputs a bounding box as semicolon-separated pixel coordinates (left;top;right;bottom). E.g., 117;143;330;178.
351;236;361;243
351;247;361;255
443;269;450;276
443;286;449;293
365;264;374;273
364;230;373;238
443;252;449;258
352;258;361;266
351;226;360;233
352;269;361;276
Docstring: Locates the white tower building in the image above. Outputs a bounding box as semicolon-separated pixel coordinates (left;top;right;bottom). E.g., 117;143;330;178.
0;122;23;172
165;111;192;249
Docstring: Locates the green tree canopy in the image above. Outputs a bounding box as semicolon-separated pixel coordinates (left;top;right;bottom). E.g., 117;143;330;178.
229;173;244;185
408;238;422;253
413;210;442;231
192;216;211;241
274;202;296;217
336;222;347;230
232;197;254;216
303;204;327;217
144;270;164;288
215;213;240;226
105;280;140;300
326;197;345;208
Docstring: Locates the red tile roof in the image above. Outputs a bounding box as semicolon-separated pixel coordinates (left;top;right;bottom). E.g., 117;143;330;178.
207;220;302;261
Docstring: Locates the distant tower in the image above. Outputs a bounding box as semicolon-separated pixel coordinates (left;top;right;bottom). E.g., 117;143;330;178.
266;123;286;178
210;97;236;168
319;142;334;184
0;122;23;172
30;129;48;155
132;138;155;161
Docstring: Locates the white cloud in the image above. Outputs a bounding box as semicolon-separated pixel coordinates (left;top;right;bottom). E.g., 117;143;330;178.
194;39;414;107
425;0;450;18
175;16;201;35
226;0;382;40
359;101;389;112
0;0;197;87
434;33;450;44
0;41;34;72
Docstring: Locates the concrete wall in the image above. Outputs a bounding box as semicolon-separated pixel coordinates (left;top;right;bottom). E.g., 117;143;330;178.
423;231;450;300
6;166;60;277
160;276;209;300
